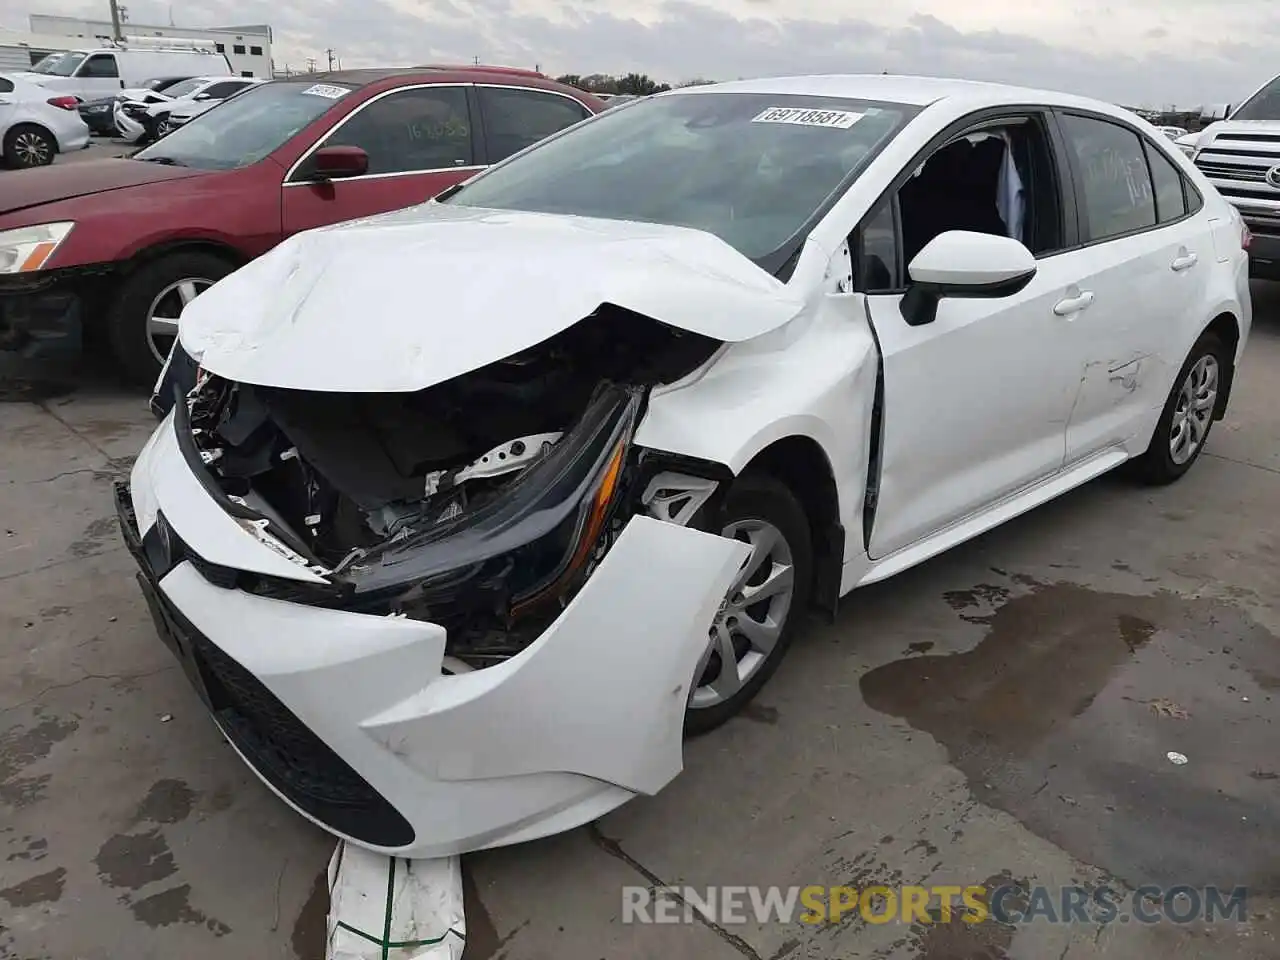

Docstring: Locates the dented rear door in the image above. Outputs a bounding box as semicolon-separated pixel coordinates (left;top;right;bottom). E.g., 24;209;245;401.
1056;113;1213;463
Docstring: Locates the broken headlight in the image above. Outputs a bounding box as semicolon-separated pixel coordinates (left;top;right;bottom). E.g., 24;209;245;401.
336;384;642;664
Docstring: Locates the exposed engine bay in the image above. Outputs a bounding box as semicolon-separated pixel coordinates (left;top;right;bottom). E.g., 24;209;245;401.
180;308;724;667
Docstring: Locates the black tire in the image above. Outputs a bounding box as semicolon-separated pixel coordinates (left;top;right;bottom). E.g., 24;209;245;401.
1133;331;1228;485
153;113;171;139
684;473;813;736
4;124;56;169
106;251;235;386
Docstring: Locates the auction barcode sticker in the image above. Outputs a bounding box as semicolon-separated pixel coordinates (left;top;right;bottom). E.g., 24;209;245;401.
300;83;352;99
751;107;864;128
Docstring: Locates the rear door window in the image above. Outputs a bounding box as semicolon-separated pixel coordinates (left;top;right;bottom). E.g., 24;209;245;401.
79;54;119;79
1143;140;1188;223
477;86;590;163
1059;113;1156;242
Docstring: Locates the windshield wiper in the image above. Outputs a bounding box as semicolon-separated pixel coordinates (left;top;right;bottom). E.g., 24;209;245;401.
135;156;187;166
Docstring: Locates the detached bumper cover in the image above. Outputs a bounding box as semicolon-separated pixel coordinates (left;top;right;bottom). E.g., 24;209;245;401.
120;415;749;857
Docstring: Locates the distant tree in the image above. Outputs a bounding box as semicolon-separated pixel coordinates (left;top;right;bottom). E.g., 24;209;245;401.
580;73;619;94
675;78;716;87
555;73;585;90
616;72;662;96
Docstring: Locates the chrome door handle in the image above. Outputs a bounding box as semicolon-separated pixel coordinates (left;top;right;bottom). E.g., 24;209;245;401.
1171;253;1198;271
1053;291;1095;316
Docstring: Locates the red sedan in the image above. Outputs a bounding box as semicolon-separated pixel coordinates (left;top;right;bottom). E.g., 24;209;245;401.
0;67;604;381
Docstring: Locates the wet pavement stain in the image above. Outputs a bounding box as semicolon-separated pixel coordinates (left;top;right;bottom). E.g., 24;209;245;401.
0;716;79;782
67;516;118;559
461;862;503;960
741;702;781;724
0;868;66;907
132;779;196;825
0;379;76;403
0;716;78;809
290;868;328;960
129;883;231;935
0;774;51;809
904;641;935;656
36;605;71;621
93;829;177;890
861;579;1280;892
5;837;48;862
907;871;1027;960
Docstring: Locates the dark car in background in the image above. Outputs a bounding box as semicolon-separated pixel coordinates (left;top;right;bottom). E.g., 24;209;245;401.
77;75;194;135
0;66;604;382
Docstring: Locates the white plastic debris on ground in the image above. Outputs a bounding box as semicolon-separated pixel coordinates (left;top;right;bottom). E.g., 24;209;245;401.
326;841;466;960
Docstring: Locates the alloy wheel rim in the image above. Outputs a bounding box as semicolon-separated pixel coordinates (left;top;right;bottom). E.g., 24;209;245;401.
1169;354;1219;465
689;518;795;709
146;278;213;365
14;132;51;166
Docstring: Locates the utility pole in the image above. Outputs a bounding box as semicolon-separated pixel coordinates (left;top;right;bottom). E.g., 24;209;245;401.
326;47;335;71
473;55;479;65
108;0;123;41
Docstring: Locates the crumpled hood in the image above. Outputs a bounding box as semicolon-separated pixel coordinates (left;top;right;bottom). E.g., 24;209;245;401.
180;205;809;392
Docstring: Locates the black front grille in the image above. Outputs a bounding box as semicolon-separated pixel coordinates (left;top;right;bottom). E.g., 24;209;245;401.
115;481;415;848
163;583;415;848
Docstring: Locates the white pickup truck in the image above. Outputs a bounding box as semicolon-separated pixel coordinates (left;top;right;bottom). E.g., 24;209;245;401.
1176;74;1280;279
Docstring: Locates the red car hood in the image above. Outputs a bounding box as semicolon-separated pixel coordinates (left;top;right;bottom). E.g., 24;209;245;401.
0;158;205;217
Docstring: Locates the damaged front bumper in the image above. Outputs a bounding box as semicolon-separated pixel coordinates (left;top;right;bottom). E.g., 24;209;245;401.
118;408;749;857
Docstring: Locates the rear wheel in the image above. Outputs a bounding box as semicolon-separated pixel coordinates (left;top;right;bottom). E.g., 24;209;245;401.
106;251;234;386
684;474;813;736
1133;331;1227;484
4;125;56;169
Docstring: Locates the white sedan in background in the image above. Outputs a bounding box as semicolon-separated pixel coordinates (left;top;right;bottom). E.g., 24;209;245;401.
154;79;263;136
0;72;89;168
123;74;1250;859
115;76;263;143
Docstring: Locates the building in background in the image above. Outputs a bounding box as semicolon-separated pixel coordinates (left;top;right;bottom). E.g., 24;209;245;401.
0;29;80;69
27;14;272;77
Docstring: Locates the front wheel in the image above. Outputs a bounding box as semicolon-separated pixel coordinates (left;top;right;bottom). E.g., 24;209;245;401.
4;125;56;169
684;474;813;736
1133;331;1227;485
106;251;235;386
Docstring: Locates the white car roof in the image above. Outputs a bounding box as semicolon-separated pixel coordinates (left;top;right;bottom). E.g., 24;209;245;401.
672;74;1131;120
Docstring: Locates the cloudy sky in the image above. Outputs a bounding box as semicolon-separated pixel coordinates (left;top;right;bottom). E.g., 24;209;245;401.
5;0;1274;107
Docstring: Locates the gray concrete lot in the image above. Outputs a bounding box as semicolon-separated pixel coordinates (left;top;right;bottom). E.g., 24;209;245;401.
54;137;134;165
4;285;1280;959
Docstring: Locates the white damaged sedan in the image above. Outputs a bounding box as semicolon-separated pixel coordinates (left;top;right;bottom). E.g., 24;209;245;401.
121;75;1251;858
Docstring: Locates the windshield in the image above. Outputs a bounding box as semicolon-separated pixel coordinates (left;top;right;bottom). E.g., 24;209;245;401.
159;78;204;99
1232;77;1280;121
133;80;351;171
444;91;918;265
31;52;85;76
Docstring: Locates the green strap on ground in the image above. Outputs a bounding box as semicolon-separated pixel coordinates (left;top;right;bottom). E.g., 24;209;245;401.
332;856;466;959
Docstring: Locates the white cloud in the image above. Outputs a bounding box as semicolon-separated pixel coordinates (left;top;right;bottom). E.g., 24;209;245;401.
7;0;1276;107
